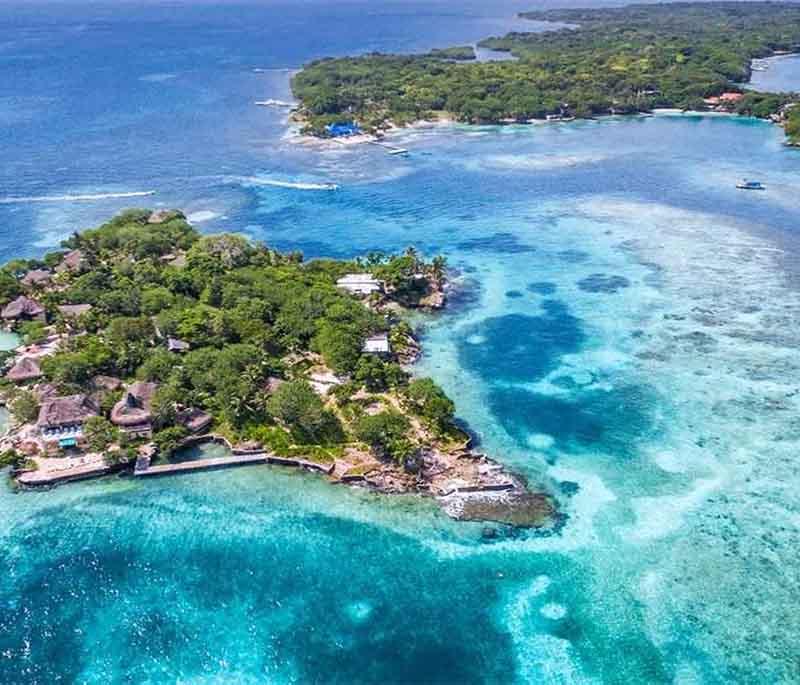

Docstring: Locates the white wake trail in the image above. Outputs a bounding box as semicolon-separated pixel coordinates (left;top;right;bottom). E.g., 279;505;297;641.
0;190;156;205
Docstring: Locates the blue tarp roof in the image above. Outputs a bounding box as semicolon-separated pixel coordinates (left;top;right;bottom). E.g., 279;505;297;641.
326;122;360;137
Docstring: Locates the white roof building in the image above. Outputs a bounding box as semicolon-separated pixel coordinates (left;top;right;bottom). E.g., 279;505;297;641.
336;273;383;296
363;333;391;355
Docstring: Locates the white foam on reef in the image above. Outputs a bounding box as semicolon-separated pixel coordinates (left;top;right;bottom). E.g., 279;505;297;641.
0;190;156;204
470;153;611;172
186;210;221;223
232;176;338;191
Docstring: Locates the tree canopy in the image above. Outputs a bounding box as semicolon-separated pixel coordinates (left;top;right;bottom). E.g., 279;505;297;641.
291;2;800;134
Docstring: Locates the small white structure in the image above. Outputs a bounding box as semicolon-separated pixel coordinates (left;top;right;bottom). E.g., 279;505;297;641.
336;273;383;296
363;333;391;356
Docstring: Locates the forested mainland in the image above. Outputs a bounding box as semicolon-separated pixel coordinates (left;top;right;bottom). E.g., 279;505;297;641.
292;2;800;142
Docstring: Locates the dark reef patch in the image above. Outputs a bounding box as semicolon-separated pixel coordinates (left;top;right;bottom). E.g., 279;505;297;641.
527;281;557;295
458;300;585;383
488;385;655;457
457;232;536;254
577;273;631;294
446;276;483;311
505;290;524;299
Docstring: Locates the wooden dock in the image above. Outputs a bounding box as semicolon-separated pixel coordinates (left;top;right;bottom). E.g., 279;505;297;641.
134;452;334;477
17;462;119;487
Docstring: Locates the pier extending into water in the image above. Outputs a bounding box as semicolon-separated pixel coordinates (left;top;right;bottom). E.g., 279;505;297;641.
134;450;334;477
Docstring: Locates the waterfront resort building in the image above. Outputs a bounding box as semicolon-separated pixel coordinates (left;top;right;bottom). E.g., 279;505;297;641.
37;394;100;452
2;295;46;323
363;333;391;356
110;381;158;438
336;273;383;296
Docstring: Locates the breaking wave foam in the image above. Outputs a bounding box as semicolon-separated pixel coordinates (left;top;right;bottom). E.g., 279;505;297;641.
234;176;338;191
0;191;156;205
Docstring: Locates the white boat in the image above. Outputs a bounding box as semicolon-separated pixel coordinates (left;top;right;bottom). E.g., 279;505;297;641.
736;179;765;190
254;99;293;108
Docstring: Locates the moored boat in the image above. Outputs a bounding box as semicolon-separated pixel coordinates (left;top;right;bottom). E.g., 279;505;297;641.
736;179;766;190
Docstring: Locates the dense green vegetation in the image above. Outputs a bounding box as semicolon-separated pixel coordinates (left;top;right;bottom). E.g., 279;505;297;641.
291;2;800;134
1;210;453;468
785;105;800;144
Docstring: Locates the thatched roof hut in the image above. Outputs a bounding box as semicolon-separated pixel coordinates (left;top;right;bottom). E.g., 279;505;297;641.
55;249;87;274
148;209;183;224
21;269;51;288
2;295;45;321
37;395;99;430
6;357;43;382
176;407;213;434
110;381;157;428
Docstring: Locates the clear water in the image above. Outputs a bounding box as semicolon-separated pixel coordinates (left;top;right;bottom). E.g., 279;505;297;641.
159;441;233;464
2;3;800;683
748;53;800;93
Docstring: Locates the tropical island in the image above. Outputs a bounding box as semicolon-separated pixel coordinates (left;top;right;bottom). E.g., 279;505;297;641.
0;209;555;529
291;2;800;144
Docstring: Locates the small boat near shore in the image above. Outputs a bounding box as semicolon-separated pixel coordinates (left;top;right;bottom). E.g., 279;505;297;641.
736;179;766;190
255;99;293;108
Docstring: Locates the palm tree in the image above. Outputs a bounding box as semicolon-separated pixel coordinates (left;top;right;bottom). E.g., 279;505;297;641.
431;255;447;286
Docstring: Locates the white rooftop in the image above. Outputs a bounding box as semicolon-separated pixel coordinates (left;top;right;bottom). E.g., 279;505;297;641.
363;333;391;354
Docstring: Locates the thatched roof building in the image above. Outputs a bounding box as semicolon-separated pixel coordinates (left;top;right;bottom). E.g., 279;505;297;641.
148;209;183;224
6;357;43;382
55;249;86;274
21;269;51;288
111;381;157;435
37;395;99;430
2;295;45;321
176;407;213;434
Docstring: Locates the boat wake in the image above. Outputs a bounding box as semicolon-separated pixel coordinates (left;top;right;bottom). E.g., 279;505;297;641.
235;176;338;191
0;190;156;205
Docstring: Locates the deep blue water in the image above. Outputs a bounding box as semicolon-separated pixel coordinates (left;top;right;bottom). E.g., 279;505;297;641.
3;2;800;683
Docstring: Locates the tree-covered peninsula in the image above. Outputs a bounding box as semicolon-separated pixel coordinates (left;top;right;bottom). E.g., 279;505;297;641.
291;2;800;141
0;210;554;528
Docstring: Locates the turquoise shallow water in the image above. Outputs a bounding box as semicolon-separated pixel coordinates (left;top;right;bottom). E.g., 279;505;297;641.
3;3;800;683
